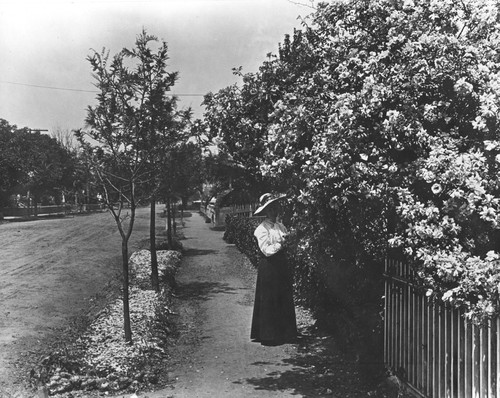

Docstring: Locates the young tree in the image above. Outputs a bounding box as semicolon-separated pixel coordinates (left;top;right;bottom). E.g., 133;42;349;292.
77;29;184;342
120;31;192;292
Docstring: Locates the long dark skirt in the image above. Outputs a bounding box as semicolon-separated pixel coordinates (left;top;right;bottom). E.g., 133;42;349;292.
250;250;297;344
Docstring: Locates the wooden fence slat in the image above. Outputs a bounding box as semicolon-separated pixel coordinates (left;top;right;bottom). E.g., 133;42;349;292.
384;259;388;366
420;293;425;392
490;320;494;398
458;308;464;398
486;321;492;398
427;299;432;396
387;259;392;369
384;259;499;398
446;308;451;398
400;263;404;371
439;305;444;398
495;317;500;398
390;267;394;369
433;303;439;398
410;283;416;386
473;324;479;398
391;271;396;369
465;322;471;398
447;309;457;397
404;273;408;378
480;326;486;398
406;262;411;382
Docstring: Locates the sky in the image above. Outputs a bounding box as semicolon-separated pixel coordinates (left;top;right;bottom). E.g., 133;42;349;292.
0;0;312;134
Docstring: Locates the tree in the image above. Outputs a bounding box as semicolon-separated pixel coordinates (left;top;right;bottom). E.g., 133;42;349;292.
162;142;203;206
119;30;191;292
10;127;75;212
77;29;185;342
0;119;22;208
158;141;203;246
51;126;79;152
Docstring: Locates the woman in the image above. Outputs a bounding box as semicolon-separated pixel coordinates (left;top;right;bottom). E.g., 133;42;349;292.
250;193;297;346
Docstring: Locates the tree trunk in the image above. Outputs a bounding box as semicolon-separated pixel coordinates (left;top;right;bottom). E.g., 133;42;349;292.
166;197;173;248
121;239;132;343
150;198;160;292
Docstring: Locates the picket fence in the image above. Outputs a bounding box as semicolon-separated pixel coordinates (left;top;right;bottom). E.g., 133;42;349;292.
203;202;258;228
384;258;500;398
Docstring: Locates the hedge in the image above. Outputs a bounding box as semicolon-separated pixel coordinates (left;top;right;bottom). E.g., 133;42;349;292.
223;214;262;267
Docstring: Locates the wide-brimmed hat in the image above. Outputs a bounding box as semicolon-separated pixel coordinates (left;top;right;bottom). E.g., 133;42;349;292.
253;193;287;216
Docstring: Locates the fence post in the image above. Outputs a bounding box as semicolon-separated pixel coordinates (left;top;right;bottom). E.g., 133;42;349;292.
384;258;389;366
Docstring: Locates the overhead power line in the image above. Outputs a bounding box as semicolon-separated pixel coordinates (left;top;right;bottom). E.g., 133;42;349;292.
1;80;96;93
0;80;206;96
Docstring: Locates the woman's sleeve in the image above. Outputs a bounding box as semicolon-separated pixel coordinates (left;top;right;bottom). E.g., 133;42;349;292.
254;225;282;257
279;222;289;235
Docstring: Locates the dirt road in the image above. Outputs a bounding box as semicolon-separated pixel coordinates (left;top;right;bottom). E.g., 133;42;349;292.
0;208;153;395
124;213;371;398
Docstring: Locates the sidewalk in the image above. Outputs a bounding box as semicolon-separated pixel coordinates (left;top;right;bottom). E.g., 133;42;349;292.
121;213;369;398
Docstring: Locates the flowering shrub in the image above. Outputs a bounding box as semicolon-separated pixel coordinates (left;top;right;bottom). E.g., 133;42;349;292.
392;139;500;320
130;249;182;288
205;0;500;324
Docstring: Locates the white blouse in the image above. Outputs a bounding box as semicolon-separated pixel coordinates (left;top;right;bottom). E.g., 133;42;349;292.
254;219;289;257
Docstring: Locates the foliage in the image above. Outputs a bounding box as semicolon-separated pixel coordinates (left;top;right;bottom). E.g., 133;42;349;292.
159;142;203;204
21;131;75;204
0;119;24;206
393;140;500;319
207;0;500;324
0;119;77;208
200;70;281;194
199;150;254;196
223;215;263;266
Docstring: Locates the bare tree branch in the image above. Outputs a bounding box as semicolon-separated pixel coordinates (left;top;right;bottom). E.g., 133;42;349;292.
287;0;317;10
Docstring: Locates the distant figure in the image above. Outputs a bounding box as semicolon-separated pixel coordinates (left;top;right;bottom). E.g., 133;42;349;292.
251;193;297;346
